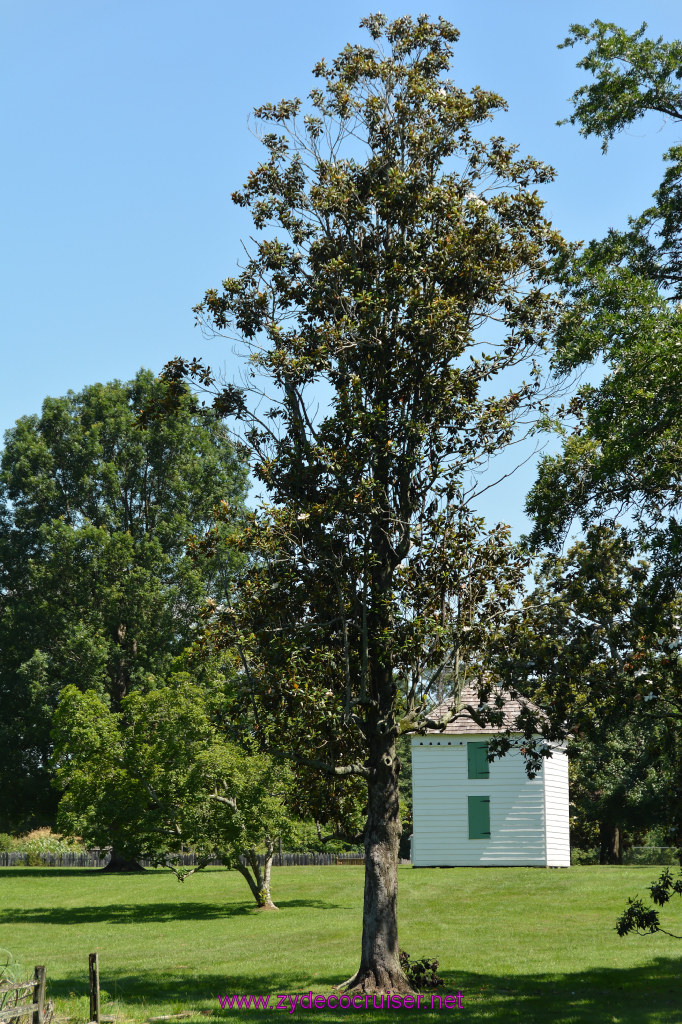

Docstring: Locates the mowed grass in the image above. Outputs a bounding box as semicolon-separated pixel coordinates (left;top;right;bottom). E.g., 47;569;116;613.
1;865;681;1024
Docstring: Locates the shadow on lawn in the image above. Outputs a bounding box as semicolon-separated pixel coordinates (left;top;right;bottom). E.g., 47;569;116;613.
0;897;341;926
44;958;682;1023
0;868;112;878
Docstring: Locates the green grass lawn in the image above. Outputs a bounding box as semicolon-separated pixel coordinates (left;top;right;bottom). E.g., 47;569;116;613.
1;864;681;1023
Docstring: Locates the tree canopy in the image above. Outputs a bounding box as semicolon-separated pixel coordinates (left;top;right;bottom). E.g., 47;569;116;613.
521;19;682;924
491;525;681;859
528;20;682;560
53;675;297;908
0;369;248;832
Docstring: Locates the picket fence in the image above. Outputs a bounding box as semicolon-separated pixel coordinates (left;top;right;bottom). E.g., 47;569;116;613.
0;850;365;868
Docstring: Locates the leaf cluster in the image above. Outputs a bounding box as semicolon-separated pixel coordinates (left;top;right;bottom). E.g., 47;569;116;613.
616;868;682;938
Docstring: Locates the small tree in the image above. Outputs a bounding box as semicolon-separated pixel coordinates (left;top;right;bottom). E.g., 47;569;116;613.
166;14;570;991
52;675;296;909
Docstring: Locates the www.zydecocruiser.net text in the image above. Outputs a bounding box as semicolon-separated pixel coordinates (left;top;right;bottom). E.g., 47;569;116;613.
218;991;464;1011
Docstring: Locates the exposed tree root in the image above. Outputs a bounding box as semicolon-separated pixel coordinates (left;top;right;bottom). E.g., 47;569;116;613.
342;966;413;996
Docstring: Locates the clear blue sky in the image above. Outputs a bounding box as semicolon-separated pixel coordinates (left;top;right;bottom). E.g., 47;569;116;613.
2;1;680;533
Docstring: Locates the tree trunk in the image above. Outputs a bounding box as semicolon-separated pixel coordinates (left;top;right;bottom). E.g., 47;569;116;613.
235;846;278;910
599;822;621;865
345;734;411;995
101;848;145;872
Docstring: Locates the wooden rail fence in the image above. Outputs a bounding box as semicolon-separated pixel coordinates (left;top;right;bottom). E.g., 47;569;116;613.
0;967;45;1024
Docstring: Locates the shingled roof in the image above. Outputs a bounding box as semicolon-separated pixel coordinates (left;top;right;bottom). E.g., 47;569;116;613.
425;681;546;735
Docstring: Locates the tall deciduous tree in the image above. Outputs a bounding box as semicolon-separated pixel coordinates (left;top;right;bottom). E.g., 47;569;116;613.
559;20;682;295
524;23;682;864
529;20;682;558
165;14;569;992
0;370;248;833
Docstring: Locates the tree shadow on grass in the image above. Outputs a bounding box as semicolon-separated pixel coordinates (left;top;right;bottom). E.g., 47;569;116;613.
0;897;341;926
44;957;682;1023
0;868;112;878
434;958;682;1024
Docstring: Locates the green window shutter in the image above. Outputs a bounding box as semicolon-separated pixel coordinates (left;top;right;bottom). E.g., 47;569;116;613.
467;741;489;779
468;795;491;839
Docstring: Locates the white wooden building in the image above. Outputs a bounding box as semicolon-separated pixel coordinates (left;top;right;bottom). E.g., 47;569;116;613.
411;683;570;867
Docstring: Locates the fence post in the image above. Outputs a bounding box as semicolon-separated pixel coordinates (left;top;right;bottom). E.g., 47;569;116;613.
89;954;100;1024
32;966;46;1024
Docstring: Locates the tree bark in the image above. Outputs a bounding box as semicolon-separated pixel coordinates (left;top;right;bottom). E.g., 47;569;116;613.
345;731;411;995
235;846;278;910
101;848;145;872
599;822;621;865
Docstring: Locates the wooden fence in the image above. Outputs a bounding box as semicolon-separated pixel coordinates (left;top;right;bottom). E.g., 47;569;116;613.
0;850;365;868
0;852;109;868
0;967;45;1024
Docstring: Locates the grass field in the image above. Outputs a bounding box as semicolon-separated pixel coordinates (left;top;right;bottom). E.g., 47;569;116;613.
1;864;681;1023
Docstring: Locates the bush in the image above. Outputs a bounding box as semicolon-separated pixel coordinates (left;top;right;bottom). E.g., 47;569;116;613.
399;950;443;991
5;829;85;860
571;847;599;865
622;847;682;866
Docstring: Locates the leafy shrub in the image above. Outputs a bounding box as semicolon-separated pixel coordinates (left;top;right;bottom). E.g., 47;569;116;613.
8;829;85;861
622;847;682;866
399;949;444;990
0;834;18;852
571;847;599;865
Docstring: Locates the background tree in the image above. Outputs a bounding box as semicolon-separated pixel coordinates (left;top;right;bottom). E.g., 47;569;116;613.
509;19;682;929
569;724;671;864
522;20;682;862
492;526;682;858
164;13;570;992
52;674;297;909
0;370;248;836
528;20;682;573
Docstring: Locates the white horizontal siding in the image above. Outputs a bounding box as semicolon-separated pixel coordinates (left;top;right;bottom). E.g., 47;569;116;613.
543;744;570;867
411;737;547;867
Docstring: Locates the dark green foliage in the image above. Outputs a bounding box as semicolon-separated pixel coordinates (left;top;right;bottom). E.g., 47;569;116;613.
0;370;248;833
569;726;673;864
559;21;682;149
398;950;444;991
493;526;682;857
52;675;299;906
616;868;682;938
560;20;682;294
527;21;682;555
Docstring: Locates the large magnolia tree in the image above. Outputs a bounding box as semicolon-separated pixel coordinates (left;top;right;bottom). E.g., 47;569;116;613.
165;14;570;992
